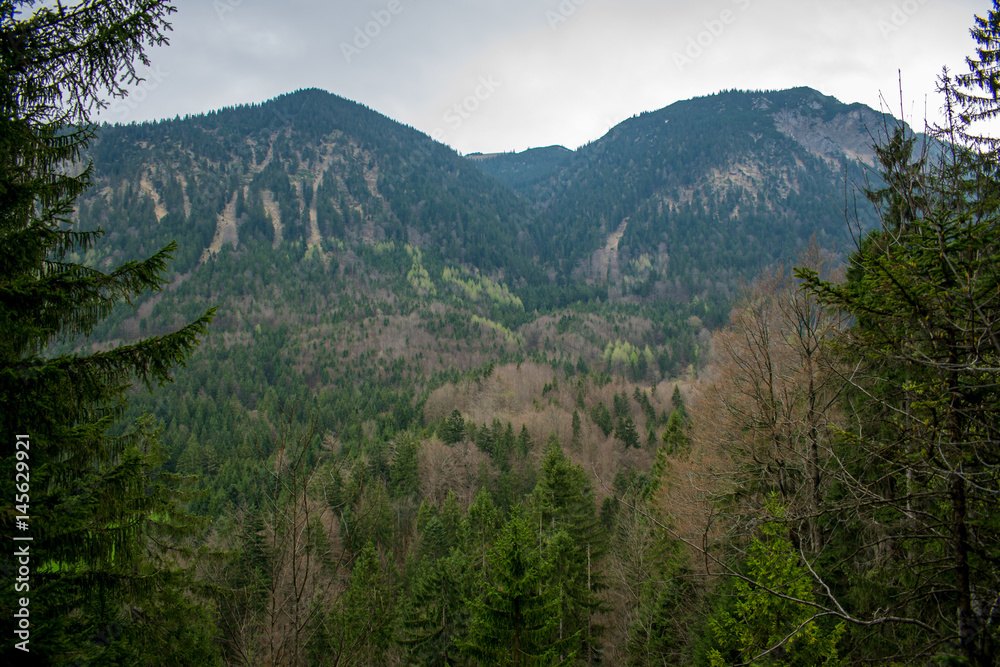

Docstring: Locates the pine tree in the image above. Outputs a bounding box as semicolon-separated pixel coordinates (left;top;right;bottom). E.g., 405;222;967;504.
795;27;1000;659
955;0;1000;153
309;543;396;666
661;408;689;455
614;412;640;449
463;487;502;580
701;501;845;666
439;489;463;547
619;507;694;666
1;2;215;663
462;506;572;666
389;433;420;499
400;546;473;665
530;436;607;661
501;421;516;460
669;384;687;422
612;391;630;420
443;408;466;444
517;424;533;458
590;402;614;437
570;409;582;451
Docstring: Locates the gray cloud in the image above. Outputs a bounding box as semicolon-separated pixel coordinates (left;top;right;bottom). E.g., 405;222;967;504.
97;0;995;153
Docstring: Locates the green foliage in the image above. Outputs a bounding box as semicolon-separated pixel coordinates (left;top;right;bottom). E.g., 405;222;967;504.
462;487;503;575
443;265;523;310
342;473;394;554
307;542;396;666
661;408;690;455
0;2;217;663
6;5;975;664
623;528;695;665
517;424;534;458
399;548;473;665
97;581;223;667
532;436;603;549
615;412;640;449
700;502;845;666
530;436;607;660
590;402;614;437
442;408;467;444
570;409;582;450
461;506;575;666
670;384;687;420
797;80;1000;662
389;433;420;499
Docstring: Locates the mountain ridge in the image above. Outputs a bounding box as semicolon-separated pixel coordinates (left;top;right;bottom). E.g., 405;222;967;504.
80;84;903;327
464;86;896;300
63;82;907;522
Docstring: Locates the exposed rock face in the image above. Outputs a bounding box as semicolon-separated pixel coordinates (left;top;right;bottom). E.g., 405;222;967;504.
772;105;888;168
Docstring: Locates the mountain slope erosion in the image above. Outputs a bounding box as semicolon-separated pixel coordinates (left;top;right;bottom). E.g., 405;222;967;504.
474;87;891;304
86;88;541;284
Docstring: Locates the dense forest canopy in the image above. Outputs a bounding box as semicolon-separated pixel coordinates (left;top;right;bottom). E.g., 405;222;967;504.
2;0;999;664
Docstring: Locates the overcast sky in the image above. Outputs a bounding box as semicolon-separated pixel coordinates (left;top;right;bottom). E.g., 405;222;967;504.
94;0;993;154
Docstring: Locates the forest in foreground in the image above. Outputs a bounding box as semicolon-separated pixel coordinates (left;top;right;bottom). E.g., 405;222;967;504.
2;1;1000;665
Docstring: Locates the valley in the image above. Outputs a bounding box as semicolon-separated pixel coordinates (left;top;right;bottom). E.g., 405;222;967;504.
63;85;891;663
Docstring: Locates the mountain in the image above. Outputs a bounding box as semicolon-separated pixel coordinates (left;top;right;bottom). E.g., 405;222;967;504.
82;86;900;317
467;145;574;195
68;85;902;515
470;87;894;304
86;88;540;282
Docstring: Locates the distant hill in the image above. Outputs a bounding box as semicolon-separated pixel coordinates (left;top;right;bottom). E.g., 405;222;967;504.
69;86;909;512
468;145;574;195
86;88;541;283
470;87;898;304
83;86;903;314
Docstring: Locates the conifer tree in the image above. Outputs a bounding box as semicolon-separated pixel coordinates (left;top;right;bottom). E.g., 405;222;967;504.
463;486;502;579
400;545;473;665
443;408;466;444
618;506;694;665
462;506;573;666
1;1;215;663
517;424;534;458
614;412;640;449
309;543;396;666
669;384;687;423
794;10;1000;658
531;436;607;661
701;503;845;666
389;432;420;499
955;0;1000;152
439;488;463;545
590;402;614;437
570;409;582;450
661;408;689;455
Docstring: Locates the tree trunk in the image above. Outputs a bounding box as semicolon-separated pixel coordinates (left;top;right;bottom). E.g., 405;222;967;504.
952;474;977;665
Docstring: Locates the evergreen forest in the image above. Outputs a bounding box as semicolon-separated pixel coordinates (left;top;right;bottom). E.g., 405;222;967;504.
2;1;999;665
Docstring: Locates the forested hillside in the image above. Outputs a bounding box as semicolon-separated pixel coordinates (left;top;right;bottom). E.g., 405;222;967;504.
472;87;891;305
67;84;898;526
51;85;920;664
4;1;997;663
